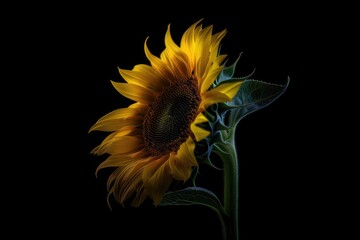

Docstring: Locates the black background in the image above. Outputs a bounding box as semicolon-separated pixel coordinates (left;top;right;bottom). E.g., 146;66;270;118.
7;2;334;240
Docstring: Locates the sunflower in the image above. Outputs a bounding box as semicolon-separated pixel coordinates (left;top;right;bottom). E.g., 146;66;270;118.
89;20;242;207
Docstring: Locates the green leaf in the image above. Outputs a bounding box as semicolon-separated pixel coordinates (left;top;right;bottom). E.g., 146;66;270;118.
216;53;241;83
160;187;225;214
226;77;290;127
215;53;256;86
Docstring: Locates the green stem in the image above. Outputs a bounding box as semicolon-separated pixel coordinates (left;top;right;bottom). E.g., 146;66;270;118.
221;130;239;240
215;209;228;240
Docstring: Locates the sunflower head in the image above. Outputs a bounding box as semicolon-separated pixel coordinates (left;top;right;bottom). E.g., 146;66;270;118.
89;20;242;207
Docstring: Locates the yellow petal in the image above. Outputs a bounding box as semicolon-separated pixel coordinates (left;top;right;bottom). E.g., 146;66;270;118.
89;116;143;132
110;157;152;205
142;155;172;205
214;80;243;99
118;65;163;91
93;129;139;155
131;186;148;207
108;135;143;155
144;37;164;69
92;135;143;155
91;131;116;154
111;81;154;104
164;25;183;55
190;113;210;142
163;24;191;79
116;158;152;203
175;136;197;166
128;102;148;110
209;29;227;60
180;24;194;54
168;137;197;181
106;167;122;191
116;172;142;204
180;20;203;67
96;154;137;176
91;126;142;156
214;54;227;68
194;25;213;81
168;154;192;181
200;91;229;111
200;66;223;93
89;108;141;133
144;38;172;81
133;64;169;86
200;81;243;111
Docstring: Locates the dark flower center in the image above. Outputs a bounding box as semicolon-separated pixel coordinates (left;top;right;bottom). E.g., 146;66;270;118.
143;80;201;156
